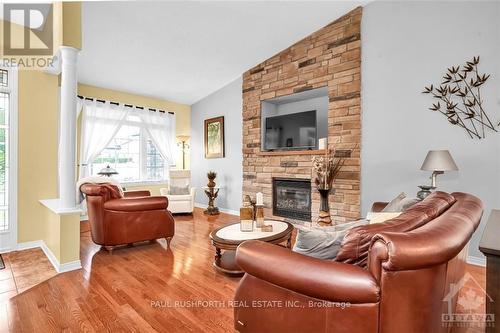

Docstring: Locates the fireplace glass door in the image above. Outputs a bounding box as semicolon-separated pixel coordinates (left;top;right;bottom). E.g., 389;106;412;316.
272;178;311;221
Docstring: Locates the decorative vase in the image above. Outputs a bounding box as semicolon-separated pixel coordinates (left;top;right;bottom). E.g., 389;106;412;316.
207;171;217;187
240;197;254;232
417;185;434;201
317;188;333;226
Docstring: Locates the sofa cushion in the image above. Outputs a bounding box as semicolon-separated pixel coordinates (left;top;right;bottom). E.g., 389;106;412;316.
170;185;190;195
293;219;368;260
367;212;402;224
335;191;456;267
167;194;192;201
382;196;420;212
381;192;406;212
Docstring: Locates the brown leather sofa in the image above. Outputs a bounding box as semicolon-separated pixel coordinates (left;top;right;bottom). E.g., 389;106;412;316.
81;183;175;252
234;192;483;332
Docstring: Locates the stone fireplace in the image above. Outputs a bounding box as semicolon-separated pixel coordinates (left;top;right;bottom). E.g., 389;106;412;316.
242;7;362;224
273;178;311;222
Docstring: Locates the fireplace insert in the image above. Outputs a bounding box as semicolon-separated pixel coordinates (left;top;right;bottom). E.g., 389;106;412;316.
272;178;311;221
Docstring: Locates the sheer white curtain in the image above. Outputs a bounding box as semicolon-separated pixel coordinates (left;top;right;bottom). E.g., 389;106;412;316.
136;108;176;165
78;100;130;179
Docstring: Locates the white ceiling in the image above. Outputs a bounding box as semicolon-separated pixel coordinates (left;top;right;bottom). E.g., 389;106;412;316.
79;1;367;105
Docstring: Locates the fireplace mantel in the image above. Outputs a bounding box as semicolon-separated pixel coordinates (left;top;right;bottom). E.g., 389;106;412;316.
257;149;326;156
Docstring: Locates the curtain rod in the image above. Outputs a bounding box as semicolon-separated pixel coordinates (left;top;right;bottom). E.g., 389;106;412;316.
77;95;175;115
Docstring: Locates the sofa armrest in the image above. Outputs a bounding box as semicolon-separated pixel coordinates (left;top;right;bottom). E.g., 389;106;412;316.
236;240;380;303
124;190;151;198
371;202;388;212
104;196;168;212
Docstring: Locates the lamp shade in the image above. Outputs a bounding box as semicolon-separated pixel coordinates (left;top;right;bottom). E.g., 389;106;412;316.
176;135;190;142
420;150;458;171
98;165;118;177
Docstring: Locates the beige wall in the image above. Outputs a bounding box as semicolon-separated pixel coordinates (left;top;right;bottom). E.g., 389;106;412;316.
18;70;60;243
77;83;191;172
62;2;82;49
54;2;82;50
43;208;80;264
1;3;81;266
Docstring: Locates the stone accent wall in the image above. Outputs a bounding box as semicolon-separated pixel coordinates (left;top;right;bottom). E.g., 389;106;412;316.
242;7;362;224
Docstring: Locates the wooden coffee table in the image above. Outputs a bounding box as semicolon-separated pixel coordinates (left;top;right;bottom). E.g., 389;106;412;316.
209;220;294;275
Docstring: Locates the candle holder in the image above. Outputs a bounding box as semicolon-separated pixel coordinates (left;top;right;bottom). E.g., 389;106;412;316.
255;205;264;228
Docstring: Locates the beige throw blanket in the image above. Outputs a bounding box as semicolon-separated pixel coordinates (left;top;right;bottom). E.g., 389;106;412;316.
76;176;124;205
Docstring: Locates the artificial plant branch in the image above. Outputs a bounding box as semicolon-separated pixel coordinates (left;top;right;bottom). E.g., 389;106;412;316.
423;56;496;139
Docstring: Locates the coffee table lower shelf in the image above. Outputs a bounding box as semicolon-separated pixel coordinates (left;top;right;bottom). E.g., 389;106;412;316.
213;251;243;275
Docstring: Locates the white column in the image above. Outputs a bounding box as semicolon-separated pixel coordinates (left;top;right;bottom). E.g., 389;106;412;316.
58;46;79;208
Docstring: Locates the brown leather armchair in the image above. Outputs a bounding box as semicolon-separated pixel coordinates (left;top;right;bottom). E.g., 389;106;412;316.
234;192;483;333
81;183;175;252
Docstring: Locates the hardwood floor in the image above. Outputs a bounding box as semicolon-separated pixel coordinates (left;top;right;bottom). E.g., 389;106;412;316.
452;264;489;333
0;209;489;332
1;209;241;332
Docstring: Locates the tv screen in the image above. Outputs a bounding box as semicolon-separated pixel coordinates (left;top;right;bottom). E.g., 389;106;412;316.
264;110;317;151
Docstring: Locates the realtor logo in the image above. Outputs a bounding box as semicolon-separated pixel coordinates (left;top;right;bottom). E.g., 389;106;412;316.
442;272;494;329
3;3;53;56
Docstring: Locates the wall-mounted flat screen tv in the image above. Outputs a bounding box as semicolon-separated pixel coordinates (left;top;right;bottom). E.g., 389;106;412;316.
264;110;317;151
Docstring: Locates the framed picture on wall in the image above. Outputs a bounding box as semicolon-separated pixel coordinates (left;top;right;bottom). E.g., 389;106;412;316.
204;116;225;158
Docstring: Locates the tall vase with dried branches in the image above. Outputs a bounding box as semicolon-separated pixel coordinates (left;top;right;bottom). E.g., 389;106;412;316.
423;56;496;139
312;149;345;226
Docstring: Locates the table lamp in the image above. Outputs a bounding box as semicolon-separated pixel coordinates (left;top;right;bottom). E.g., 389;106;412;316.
420;150;459;188
98;165;118;177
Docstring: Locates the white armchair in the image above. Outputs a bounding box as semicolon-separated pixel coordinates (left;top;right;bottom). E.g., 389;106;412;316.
160;170;196;214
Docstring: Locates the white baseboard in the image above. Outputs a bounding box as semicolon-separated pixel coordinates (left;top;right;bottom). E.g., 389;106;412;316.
16;240;43;251
16;240;82;273
194;203;239;216
0;239;32;253
0;247;11;253
467;255;486;267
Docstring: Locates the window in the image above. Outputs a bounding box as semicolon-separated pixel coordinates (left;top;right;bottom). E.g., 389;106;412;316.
146;139;166;181
0;92;9;231
0;69;8;87
90;115;169;183
0;71;11;232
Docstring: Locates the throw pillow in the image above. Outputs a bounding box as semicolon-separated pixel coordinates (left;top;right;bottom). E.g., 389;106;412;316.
169;185;190;195
366;212;402;224
382;192;406;212
293;219;368;260
399;197;420;211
